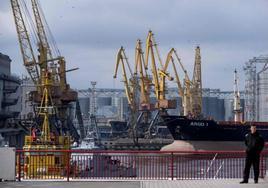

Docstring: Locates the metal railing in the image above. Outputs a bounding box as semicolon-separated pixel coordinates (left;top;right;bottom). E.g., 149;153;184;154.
16;150;268;181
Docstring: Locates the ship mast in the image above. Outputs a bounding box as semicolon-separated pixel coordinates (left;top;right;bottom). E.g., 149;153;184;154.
233;69;243;122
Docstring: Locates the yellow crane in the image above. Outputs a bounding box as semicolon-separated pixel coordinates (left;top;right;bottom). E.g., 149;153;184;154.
11;0;73;176
191;46;202;117
22;69;70;177
165;48;192;116
114;47;138;143
114;47;137;110
145;30;176;111
135;39;152;110
11;0;79;141
134;39;154;127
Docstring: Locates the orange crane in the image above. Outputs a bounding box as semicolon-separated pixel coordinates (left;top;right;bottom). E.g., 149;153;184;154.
10;0;79;141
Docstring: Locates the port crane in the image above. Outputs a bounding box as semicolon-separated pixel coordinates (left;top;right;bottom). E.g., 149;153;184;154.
145;31;176;111
144;31;177;138
191;46;202;117
135;39;152;111
114;47;139;143
165;48;192;116
134;39;154;129
10;0;79;141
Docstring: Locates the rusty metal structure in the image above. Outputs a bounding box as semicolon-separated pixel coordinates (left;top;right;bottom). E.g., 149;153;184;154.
10;0;79;141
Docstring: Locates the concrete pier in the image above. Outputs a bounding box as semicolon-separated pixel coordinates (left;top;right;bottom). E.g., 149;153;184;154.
1;179;268;188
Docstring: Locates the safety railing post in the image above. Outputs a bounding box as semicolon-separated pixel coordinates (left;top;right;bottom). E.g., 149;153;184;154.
266;153;268;178
67;150;70;182
260;153;263;178
260;153;266;178
171;152;174;180
18;151;21;181
263;153;268;178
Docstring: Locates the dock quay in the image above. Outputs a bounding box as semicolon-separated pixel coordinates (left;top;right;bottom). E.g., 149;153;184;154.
1;179;268;188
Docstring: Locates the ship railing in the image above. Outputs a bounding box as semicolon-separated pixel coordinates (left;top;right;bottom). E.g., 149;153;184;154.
218;120;268;126
15;150;268;181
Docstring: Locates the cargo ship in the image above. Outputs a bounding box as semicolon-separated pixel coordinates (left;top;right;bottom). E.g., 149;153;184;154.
161;115;268;151
161;69;268;151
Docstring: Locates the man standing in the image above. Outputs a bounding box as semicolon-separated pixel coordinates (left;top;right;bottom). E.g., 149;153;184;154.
240;125;264;184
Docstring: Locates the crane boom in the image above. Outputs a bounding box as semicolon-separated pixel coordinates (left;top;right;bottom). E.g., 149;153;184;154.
31;0;51;56
145;31;172;100
114;47;135;108
114;47;138;143
10;0;39;85
165;48;192;115
145;31;160;100
165;49;184;97
135;39;151;109
145;30;175;110
31;0;62;86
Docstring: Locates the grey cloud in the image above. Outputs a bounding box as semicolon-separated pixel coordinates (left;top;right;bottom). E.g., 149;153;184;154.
0;1;10;12
1;0;268;90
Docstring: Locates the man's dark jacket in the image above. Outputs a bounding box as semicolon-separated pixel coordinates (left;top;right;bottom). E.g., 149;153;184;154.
245;132;264;155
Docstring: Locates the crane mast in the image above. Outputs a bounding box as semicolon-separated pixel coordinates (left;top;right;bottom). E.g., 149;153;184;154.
38;70;54;142
191;46;202;117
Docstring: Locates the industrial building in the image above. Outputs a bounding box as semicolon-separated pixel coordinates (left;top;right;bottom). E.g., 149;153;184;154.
76;87;245;122
18;80;247;124
0;52;25;147
18;77;36;120
244;55;268;121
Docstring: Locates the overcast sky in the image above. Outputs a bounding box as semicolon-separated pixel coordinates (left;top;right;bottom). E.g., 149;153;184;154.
1;0;268;90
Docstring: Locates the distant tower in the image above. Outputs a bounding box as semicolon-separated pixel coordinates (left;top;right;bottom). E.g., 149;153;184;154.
90;81;97;116
233;69;243;122
89;81;99;141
